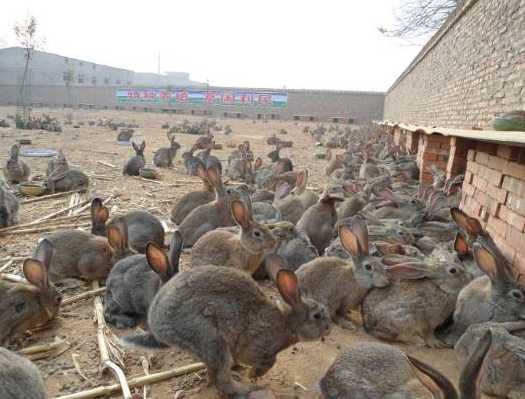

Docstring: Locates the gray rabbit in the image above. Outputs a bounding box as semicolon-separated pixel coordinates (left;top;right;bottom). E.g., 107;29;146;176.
90;198;165;253
0;239;61;344
0;347;48;398
104;231;182;328
123;261;331;398
123;140;146;176
0;184;19;227
154;132;180;167
4;144;30;184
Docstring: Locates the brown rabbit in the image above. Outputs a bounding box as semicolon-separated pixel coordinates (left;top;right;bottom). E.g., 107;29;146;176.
123;262;331;398
296;185;345;254
0;239;61;344
191;200;276;275
291;216;389;329
178;166;241;246
41;218;132;281
4;144;30;184
170;164;214;224
290;169;318;209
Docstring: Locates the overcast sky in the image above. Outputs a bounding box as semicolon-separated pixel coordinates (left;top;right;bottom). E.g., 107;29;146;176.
0;0;425;92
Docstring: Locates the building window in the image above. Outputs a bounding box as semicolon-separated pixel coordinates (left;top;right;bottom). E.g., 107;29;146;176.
63;71;72;82
104;77;110;85
116;79;121;85
64;58;69;64
91;76;97;85
78;74;85;84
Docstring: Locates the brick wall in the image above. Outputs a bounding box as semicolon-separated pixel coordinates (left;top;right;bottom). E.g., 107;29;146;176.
384;0;525;128
460;144;525;272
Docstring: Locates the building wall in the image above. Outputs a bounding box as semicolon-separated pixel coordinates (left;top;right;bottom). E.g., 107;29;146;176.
384;0;525;129
0;84;385;123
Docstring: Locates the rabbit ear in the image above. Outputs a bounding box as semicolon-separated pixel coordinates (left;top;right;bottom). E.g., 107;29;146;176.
140;140;146;150
132;141;139;152
275;182;291;200
335;154;344;162
168;231;183;274
473;244;499;281
340;216;369;257
254;157;263;169
385;263;431;280
276;269;302;308
23;259;49;291
206;166;222;189
458;329;492;398
325;148;332;161
107;219;128;252
231;200;250;230
34;239;53;270
454;233;469;257
375;241;405;256
91;198;109;225
296;170;307;189
450;208;482;238
196;164;207;180
339;225;361;258
406;355;458;399
146;242;171;281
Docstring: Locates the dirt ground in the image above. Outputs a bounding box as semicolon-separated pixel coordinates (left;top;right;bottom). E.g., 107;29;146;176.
0;105;465;398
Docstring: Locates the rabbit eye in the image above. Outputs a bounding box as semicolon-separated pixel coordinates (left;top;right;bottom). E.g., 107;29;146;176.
313;312;322;320
254;230;261;237
511;290;524;300
15;302;25;313
449;267;457;274
364;264;372;271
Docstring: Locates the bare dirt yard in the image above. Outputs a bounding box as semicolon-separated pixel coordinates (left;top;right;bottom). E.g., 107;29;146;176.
0;106;466;398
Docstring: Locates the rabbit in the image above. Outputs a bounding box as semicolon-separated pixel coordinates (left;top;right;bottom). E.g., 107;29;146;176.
170;164;214;224
0;239;61;344
42;217;132;282
123;140;146;176
0;347;48;399
4;144;30;184
455;321;525;398
290;216;389;330
104;231;182;328
191;200;276;275
182;145;205;176
290;170;318;208
443;233;525;346
178;166;242;246
267;143;293;173
117;127;134;142
46;149;69;177
122;261;331;398
0;184;19;227
273;182;305;225
324;149;344;176
47;169;89;193
358;153;381;181
361;257;471;348
154;132;180;167
320;327;493;399
268;221;318;269
196;146;222;174
252;201;282;224
91;198;164;253
296;184;345;254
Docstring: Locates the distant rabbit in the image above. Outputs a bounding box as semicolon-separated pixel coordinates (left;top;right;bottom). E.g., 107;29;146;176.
0;184;19;227
291;216;389;329
274;171;317;224
251;201;282;224
289;169;318;209
4;144;30;184
196;146;222;174
361;256;471;347
191;200;276;275
320;328;492;399
0;347;48;399
269;221;318;270
0;239;61;344
123;262;331;398
455;321;525;398
443;232;525;346
170;164;215;224
296;185;345;254
123;140;146;176
181;145;205;176
117;127;134;142
104;231;182;328
267;143;293;173
47;169;89;193
90;198;165;253
46;149;69;177
154;132;180;167
359;153;381;180
324;149;344;176
178;166;241;246
42;217;132;282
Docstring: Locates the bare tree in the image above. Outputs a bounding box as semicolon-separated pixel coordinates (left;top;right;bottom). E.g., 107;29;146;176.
14;15;45;125
379;0;460;40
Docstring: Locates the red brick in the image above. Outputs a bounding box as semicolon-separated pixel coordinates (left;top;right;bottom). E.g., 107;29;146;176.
507;193;525;217
474;188;489;205
485;185;508;203
506;226;525;253
497;145;521;161
487;155;508;172
499;206;525;231
462;182;476;197
504;161;525;180
464;196;482;217
476;143;498;155
487;215;509;238
472;175;488;191
477;164;503;186
492;233;517;264
502;176;525;196
467;150;476;161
